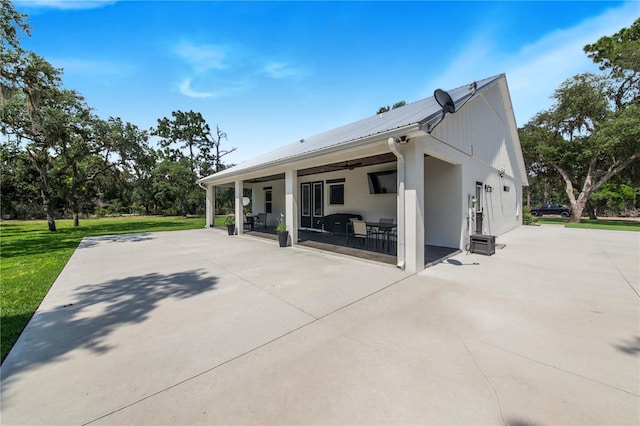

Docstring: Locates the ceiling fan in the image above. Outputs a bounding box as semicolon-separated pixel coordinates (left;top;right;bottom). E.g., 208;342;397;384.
325;160;363;170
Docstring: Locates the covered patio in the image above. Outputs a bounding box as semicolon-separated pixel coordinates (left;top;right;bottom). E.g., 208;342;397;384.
225;225;459;267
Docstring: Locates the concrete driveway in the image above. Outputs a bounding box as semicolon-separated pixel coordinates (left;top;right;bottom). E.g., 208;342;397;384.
1;225;638;425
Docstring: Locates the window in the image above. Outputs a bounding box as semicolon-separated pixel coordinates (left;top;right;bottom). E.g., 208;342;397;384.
265;188;272;214
329;184;344;205
503;185;510;192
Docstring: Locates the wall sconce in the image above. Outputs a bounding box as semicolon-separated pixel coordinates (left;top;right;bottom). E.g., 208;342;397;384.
395;135;410;144
499;166;505;178
484;185;493;192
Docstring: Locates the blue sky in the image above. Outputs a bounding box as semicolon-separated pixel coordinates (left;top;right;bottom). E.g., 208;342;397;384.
14;0;639;165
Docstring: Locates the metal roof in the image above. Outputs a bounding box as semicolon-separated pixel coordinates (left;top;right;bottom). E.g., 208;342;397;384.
198;74;505;184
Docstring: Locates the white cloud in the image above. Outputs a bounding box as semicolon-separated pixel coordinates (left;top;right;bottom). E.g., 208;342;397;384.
263;61;306;79
15;0;117;10
424;2;639;126
174;41;228;73
178;78;213;98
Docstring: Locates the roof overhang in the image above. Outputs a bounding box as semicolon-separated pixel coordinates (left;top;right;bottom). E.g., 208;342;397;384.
197;124;422;186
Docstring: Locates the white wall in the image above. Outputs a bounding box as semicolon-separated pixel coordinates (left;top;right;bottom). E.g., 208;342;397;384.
249;179;286;227
424;157;462;248
458;158;522;249
247;162;398;229
298;163;397;226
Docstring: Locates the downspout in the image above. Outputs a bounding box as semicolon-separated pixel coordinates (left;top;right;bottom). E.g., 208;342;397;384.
387;137;405;270
198;181;212;228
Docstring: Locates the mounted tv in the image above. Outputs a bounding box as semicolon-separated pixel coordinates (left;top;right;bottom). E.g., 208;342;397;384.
367;170;397;194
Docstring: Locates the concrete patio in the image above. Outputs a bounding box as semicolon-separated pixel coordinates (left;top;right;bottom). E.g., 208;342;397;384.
1;225;638;425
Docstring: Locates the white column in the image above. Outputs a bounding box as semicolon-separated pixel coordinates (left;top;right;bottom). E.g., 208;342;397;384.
285;169;298;245
402;143;425;273
235;180;243;235
205;184;215;227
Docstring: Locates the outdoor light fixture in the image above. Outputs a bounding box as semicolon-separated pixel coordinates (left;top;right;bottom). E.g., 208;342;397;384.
499;166;505;177
395;135;410;144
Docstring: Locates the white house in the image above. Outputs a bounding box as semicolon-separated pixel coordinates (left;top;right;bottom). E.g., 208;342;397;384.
197;74;528;273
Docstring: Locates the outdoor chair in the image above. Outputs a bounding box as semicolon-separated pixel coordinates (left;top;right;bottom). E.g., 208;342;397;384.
350;219;371;249
255;213;267;229
370;218;394;249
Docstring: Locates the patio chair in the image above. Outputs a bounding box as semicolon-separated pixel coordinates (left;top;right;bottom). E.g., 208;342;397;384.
255;213;267;229
370;218;394;249
350;219;371;249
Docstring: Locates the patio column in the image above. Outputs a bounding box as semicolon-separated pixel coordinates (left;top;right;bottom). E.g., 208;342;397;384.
235;180;243;235
205;184;215;227
285;169;298;245
403;143;425;273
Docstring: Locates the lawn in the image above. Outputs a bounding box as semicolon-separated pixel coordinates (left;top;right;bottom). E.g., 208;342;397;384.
536;217;640;231
0;215;228;363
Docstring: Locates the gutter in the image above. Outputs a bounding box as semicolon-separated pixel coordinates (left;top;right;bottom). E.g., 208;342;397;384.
387;137;405;270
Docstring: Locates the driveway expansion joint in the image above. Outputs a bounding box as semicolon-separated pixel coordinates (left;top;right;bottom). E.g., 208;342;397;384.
476;339;640;397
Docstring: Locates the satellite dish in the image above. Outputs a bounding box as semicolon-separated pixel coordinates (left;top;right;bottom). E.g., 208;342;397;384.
242;196;250;206
434;89;456;114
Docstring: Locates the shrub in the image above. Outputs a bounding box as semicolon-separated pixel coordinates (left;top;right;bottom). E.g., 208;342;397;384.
522;209;537;225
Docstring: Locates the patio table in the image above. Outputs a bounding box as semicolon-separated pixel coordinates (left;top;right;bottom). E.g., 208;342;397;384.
346;222;397;252
366;222;397;252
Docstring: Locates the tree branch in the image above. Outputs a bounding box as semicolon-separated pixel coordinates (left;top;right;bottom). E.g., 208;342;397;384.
592;152;640;193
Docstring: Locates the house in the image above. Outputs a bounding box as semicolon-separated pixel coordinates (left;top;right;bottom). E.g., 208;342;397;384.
197;74;528;273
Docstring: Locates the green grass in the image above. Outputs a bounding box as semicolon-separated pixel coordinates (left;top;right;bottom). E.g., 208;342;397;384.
0;215;219;363
537;217;640;231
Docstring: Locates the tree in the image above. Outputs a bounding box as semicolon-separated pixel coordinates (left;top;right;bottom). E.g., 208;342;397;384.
0;0;29;52
209;124;236;173
518;123;565;209
153;110;214;176
376;100;406;114
522;19;640;222
1;48;69;231
0;135;40;218
527;74;639;221
584;17;639;110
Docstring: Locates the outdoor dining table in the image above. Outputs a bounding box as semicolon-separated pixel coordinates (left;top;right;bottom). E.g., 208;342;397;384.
346;221;397;252
366;221;397;252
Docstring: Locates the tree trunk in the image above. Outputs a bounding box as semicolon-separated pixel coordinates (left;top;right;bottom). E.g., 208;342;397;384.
73;212;79;227
46;203;56;232
586;200;597;220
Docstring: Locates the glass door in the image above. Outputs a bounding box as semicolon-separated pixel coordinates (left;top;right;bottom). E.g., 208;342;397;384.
312;181;324;230
300;183;311;228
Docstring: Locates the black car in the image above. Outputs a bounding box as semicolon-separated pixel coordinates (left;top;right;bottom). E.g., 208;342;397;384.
530;203;571;217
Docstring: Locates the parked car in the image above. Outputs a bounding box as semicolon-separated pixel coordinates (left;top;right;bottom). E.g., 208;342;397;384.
530;203;571;217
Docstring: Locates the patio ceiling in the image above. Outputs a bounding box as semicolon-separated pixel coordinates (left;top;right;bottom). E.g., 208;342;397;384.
237;152;398;183
297;152;397;177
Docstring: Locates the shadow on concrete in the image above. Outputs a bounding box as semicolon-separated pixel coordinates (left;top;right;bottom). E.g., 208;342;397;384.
77;233;154;249
0;269;217;392
614;335;640;356
446;259;480;266
505;419;540;426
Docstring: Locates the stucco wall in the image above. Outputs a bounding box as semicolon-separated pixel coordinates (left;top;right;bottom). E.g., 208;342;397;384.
424;157;462;248
299;164;397;224
249;179;286;227
248;163;398;229
459;160;522;248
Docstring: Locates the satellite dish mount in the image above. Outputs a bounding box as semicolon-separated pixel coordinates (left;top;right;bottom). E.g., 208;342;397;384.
427;82;477;134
